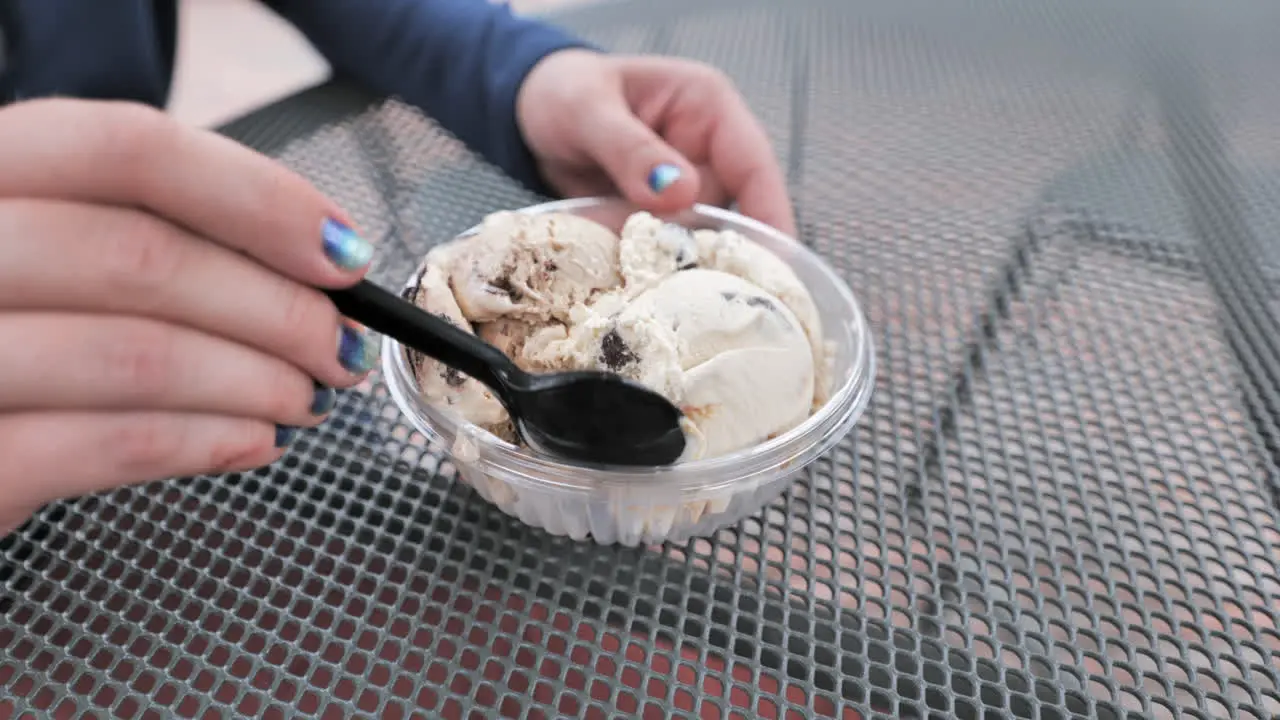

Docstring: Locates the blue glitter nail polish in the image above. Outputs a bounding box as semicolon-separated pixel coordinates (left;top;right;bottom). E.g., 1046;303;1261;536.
275;425;298;448
311;384;337;415
322;218;374;270
647;164;682;194
338;325;377;374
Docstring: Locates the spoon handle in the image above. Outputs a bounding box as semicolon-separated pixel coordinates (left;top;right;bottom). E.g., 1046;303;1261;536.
325;280;517;394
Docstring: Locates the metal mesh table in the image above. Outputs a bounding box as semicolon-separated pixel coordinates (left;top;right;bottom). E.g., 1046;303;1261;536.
5;0;1280;717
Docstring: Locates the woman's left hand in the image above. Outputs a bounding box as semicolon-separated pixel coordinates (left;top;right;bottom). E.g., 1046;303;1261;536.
516;49;796;237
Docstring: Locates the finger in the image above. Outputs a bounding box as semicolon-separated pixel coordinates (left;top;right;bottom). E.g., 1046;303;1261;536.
540;164;618;200
0;98;374;288
0;411;281;525
620;58;795;235
574;98;702;212
548;160;734;223
692;163;731;208
0;313;327;427
706;92;797;236
0;199;378;388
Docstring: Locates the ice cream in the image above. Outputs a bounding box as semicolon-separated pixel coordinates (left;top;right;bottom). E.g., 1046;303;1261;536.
445;210;621;324
403;209;829;463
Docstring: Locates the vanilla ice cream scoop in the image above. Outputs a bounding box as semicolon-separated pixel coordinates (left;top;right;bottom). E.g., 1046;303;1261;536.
596;269;815;460
617;212;699;292
449;211;621;324
477;318;569;373
693;227;827;405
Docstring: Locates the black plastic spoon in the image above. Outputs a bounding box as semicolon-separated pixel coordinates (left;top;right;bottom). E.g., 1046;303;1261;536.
326;280;686;467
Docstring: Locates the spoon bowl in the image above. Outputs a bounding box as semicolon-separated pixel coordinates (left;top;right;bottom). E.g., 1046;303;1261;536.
510;370;686;466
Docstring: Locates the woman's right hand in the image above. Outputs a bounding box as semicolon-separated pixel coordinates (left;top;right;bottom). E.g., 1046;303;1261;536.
0;98;379;537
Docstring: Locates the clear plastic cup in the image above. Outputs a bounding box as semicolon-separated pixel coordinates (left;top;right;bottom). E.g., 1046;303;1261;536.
381;197;875;546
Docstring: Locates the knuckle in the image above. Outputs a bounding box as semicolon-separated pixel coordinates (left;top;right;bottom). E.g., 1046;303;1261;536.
97;213;184;301
276;283;332;349
207;423;274;474
239;163;308;236
275;285;346;385
0;198;32;243
266;362;310;423
618;131;655;167
688;60;732;89
97;102;180;177
253;164;298;212
695;65;744;109
102;322;176;402
107;418;184;479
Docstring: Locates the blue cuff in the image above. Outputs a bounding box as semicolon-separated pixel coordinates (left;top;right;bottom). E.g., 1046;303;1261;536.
262;0;603;198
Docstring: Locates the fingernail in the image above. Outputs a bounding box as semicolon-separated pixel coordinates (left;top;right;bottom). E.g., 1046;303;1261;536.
275;425;298;448
322;218;374;271
648;164;681;194
311;383;337;416
338;324;377;374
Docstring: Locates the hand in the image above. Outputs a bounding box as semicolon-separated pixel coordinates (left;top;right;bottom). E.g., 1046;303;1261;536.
516;50;796;237
0;99;379;537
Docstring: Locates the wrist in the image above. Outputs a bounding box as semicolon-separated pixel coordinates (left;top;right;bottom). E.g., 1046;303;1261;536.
516;48;607;141
514;47;608;197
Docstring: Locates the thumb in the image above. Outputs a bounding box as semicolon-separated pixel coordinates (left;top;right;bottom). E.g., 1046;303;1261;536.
578;103;700;211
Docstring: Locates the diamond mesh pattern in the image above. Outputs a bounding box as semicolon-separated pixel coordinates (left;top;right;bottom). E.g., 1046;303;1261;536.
4;0;1280;718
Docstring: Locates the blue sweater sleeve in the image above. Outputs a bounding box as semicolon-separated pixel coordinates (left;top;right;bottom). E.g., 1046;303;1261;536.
262;0;596;196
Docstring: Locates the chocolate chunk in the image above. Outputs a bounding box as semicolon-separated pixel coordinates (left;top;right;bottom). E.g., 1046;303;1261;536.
544;259;558;272
674;248;697;270
442;367;466;387
406;313;464;379
403;264;435;306
599;328;638;371
486;275;519;300
663;224;698;270
722;290;778;313
406;350;421;374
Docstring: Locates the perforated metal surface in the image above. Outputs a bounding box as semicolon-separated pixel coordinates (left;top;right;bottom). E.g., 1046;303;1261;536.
4;0;1280;717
